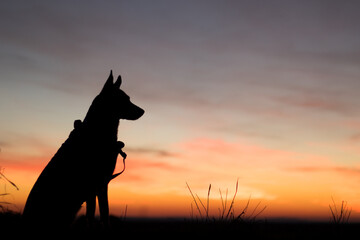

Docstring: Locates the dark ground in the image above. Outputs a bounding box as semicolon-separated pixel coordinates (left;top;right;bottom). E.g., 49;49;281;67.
1;212;359;239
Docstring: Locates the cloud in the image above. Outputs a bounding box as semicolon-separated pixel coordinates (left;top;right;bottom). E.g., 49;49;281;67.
0;141;11;153
287;166;360;177
126;147;180;158
332;167;360;176
126;157;187;172
116;172;149;183
0;153;50;173
343;120;360;130
179;137;294;158
276;95;346;113
349;133;360;142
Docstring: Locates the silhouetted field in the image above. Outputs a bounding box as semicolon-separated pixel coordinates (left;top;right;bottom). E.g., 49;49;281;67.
1;212;359;239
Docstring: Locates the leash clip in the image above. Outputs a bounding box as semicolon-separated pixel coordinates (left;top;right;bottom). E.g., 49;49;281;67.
110;141;127;181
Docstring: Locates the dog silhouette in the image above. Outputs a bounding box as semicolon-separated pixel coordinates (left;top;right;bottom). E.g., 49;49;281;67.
23;71;144;229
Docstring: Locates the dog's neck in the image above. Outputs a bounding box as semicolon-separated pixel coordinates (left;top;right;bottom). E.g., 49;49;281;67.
82;99;119;142
83;116;119;139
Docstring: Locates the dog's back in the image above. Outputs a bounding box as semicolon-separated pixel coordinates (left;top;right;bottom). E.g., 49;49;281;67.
23;126;102;227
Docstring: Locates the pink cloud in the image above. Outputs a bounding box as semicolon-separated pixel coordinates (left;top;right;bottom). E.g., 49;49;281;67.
288;166;360;177
343;120;360;129
275;95;347;113
179;137;294;159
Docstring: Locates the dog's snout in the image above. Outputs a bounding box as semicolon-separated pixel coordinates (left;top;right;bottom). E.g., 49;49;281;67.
132;105;145;120
122;102;144;121
137;107;145;118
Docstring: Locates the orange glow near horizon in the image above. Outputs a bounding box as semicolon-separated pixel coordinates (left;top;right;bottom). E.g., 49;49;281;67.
3;136;360;222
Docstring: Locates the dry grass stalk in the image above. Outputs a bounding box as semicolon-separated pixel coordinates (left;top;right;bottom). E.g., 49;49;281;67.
329;197;352;224
187;179;266;222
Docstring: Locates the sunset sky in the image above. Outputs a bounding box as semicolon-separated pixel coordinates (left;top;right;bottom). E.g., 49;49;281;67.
1;0;360;220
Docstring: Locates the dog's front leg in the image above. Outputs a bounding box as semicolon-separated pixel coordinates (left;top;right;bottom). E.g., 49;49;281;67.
86;195;96;227
98;184;109;227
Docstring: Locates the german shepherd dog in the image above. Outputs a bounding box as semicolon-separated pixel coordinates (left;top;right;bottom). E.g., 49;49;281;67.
23;71;144;228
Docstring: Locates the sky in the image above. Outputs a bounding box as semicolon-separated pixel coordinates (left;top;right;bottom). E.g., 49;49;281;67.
1;0;360;220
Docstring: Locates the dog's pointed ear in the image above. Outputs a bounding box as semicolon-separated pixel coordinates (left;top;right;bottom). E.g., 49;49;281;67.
114;75;122;89
100;70;114;94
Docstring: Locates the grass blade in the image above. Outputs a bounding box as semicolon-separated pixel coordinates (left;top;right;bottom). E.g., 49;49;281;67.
196;194;206;214
186;182;203;218
206;184;211;219
0;171;19;191
225;178;239;220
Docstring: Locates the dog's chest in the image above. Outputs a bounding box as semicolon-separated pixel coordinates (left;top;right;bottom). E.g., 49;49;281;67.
83;139;117;170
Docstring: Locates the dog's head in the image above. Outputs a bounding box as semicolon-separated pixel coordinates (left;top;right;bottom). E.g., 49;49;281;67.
97;71;145;121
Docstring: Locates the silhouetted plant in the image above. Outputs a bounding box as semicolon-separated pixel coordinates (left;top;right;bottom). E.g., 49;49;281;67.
187;179;266;222
0;168;19;212
329;197;352;224
187;182;212;220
